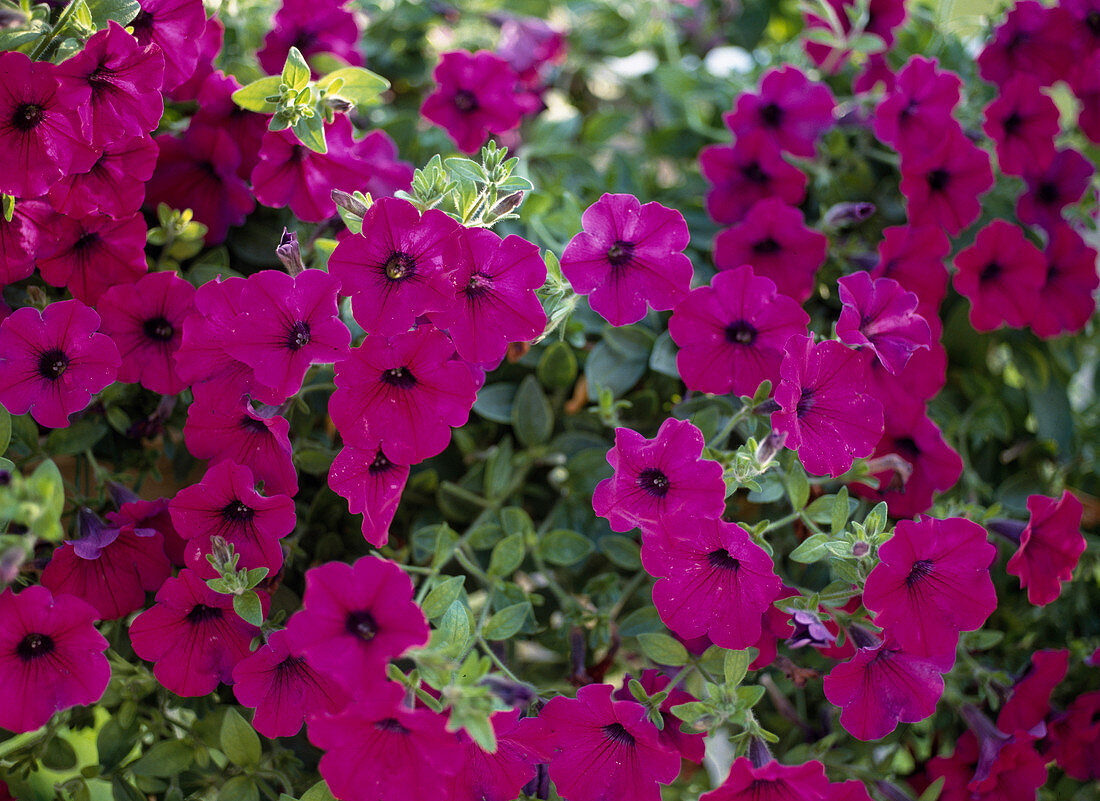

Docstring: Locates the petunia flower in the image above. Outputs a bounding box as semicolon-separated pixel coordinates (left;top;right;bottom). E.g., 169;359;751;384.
1047;691;1100;781
823;631;946;741
836;271;931;375
1070;52;1100;143
167;15;223;101
952;220;1047;332
47;134;159;219
668;264;809;397
804;0;907;72
899;129;993;236
977;1;1079;87
128;0;208;91
871;225;951;320
712;198;828;303
183;394;298;496
927;729;1048;801
0;585;110;733
420;50;526;154
699;757;834;801
329;325;479;465
559;193;693;327
0;300;120;429
40;508;170;621
864;326;947;412
129;568;264;696
749;585;799;670
699;131;807;225
309;679;462;801
35;210;148;304
429;227;547;364
232;629;349;739
0;199;49;286
517;682;681;801
285;557;429;693
863;516;996;664
1005;490;1086;606
996;649;1069;735
189;71;270;180
327;442;410;548
1016;147;1094;231
982;75;1060;177
771;336;883;479
723;66;835;158
641;513;783;651
591;417;726;533
612;670;706;764
97;270;196;396
448;709;539;801
169;460;296;578
873;56;961;152
107;483;189;567
1029;224;1099;339
257;0;362;78
853;53;896;94
328;197;462;337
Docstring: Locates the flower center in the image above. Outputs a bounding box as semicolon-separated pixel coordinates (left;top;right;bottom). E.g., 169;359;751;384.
13;103;44;131
752;236;782;255
285;320;311;351
759;101;783;127
926;168;950;191
375;717;410;734
130;9;153;38
893;436;920;458
906;559;934;587
452;89;478;113
796;387;815;417
74;232;101;252
1087;11;1100;36
724;320;758;345
380;366;417;389
465;272;493;298
383;252;416;281
636;467;670;497
1002;111;1022;134
741;162;769;184
369;450;393;474
980;261;1002;282
37;349;70;381
601;722;636;746
1035;181;1059;204
16;632;55;661
143;315;175;342
186;604;224;623
346;609;378;641
706;548;741;571
221;500;255;523
606;240;635;268
240;415;269;432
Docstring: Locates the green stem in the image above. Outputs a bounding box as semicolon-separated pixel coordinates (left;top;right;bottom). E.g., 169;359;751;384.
0;728;47;761
706;404;752;450
608;569;648;622
763;511;801;532
28;0;79;60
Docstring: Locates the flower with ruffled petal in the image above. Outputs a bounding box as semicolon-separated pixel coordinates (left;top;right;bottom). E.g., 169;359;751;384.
1048;691;1100;781
107;483;188;567
257;0;362;78
982;75;1060;177
997;649;1069;735
421;50;525;153
836;272;931;375
723;66;834;157
189;71;269;179
952;220;1047;332
128;0;207;91
448;709;539;801
47;134;158;219
899;129;993;236
1029;224;1099;339
873;57;961;153
0;199;49;286
871;225;951;320
977;1;1079;87
1016;147;1094;231
699;131;807;225
35;210;148;304
1006;490;1085;606
328;443;409;548
700;757;834;801
613;670;706;764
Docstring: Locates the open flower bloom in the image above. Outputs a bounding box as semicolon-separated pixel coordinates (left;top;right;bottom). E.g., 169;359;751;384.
996;649;1069;735
35;210;148;305
871;225;951;320
1006;490;1086;606
836;271;931;375
982;74;1060;176
0;300;120;429
699;131;807;225
47;134;159;219
976;0;1078;87
420;50;525;153
613;670;706;764
448;709;539;801
592;417;726;533
873;56;961;152
723;65;835;157
1048;691;1100;781
952;220;1046;332
1016;147;1094;231
699;757;835;801
128;0;207;91
560;193;693;327
898;129;993;236
328;442;410;548
0;585;111;733
1029;224;1100;339
257;0;362;78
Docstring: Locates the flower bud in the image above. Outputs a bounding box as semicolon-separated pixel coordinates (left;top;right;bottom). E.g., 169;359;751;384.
275;228;304;277
788;609;837;649
331;189;371;218
851;541;870;558
754;430;787;466
823;201;876;229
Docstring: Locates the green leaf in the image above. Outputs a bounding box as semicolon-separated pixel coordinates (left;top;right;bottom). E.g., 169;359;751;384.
87;0;140;26
281;46;311;91
233;591;264;627
648;331;679;379
292;112;327;154
97;718;139;772
482;602;531;640
220;708;262;768
735;685;766;708
129;740;193;777
723;649;750;688
444;157;488;184
599;534;641;570
585;341;647;400
831;486;850;534
511;376;553;447
789;533;830;564
112;777;146;801
537;342;578;389
219;776;260;801
538;529;594;566
619;606;663;637
421;575;465;619
42;737;78;770
438;599;471;655
318;67;389;105
0;407;10;454
638;632;688;666
231;76;282;113
300;781;338;801
473;383;517;423
917;776;946;801
785;463;810;510
488;534;525;577
45;419;106;456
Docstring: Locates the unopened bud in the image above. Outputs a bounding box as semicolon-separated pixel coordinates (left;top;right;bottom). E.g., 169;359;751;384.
0;546;26;585
754;430;787;466
326;96;353;113
847;624;880;650
0;469;11;487
209;535;233;568
275;228;304;276
331;189;370;218
26;285;48;310
788;609;836;649
823;201;875;229
747;736;773;768
480;674;538;707
988;518;1027;545
487;191;524;221
851;541;870;558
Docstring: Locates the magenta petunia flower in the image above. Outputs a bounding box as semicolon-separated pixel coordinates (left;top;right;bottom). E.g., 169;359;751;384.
1070;52;1100;143
872;56;961;153
183;395;298;496
0;198;49;286
977;0;1079;87
232;629;349;738
928;728;1049;801
309;679;462;801
0;51;97;199
823;633;946;741
55;21;164;148
518;682;681;801
641;513;783;651
1029;224;1099;339
448;709;538;801
130;568;264;696
591;417;726;533
836;271;931;376
47;134;158;219
329;325;478;464
328;197;462;336
224;269;349;401
40;508;170;621
169;460;296;578
97;270;196;396
863;516;996;665
712;198;828;303
982;75;1060;177
285;557;428;693
853;53;896;94
328;442;409;548
421;50;526;154
560;193;693;327
0;300;119;429
0;585;110;733
723;66;835;158
352;129;416;199
871;225;951;319
145;126;255;244
699;757;833;801
1006;490;1086;606
1016;147;1094;231
107;483;189;567
612;670;706;764
429;227;547;364
668;265;809;397
997;649;1069;735
952;220;1047;332
771;336;883;479
167;15;223;101
898;129;993;236
128;0;208;91
699;131;808;225
190;71;270;180
1048;691;1100;781
257;0;362;78
865;324;947;412
35;210;148;304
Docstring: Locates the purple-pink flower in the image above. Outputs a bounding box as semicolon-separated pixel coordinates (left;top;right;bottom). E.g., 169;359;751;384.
699;758;835;801
871;225;951;320
128;0;208;91
898;129;993;236
982;75;1060;177
699;131;807;225
836;271;931;375
35;210;148;305
1016;147;1094;231
328;443;410;548
47;134;159;219
448;709;539;801
1006;491;1086;606
257;0;362;78
952;220;1047;332
420;50;525;154
723;66;834;158
1029;224;1099;339
873;56;961;152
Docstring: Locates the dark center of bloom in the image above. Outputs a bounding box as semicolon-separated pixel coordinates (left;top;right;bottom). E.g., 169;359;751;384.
893;436;920;459
1087;11;1100;36
37;349;70;381
452;89;479;113
375;717;410;734
606;240;635;268
16;632;55;661
635;467;670;497
129;9;153;37
906;559;934;587
240;415;269;432
74;231;101;252
1035;181;1059;204
383;251;416;281
186;604;223;623
724;320;758;346
706;548;741;571
1002;110;1022;134
980;260;1002;282
346;609;378;641
12;103;44;131
926;168;950;191
796;387;815;417
369;450;392;474
465;272;493;298
221;500;254;523
741;162;769;184
601;723;636;747
285;320;311;351
752;236;782;255
759;101;783;127
380;366;416;389
142;316;174;342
